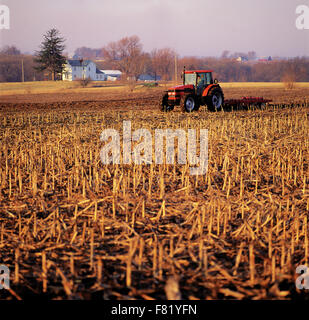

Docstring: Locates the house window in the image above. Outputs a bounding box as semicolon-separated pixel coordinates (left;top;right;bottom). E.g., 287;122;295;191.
74;67;76;71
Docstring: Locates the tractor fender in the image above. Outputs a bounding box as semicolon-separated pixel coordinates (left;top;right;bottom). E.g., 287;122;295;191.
202;84;221;97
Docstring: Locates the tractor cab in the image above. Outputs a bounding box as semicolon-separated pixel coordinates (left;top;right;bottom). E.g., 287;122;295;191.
183;70;214;95
162;67;224;112
183;70;213;89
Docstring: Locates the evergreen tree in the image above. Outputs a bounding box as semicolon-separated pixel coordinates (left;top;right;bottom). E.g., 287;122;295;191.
35;28;66;80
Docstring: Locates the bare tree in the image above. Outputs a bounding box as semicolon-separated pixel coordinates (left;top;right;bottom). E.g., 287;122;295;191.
150;48;176;80
281;63;297;90
221;50;230;59
0;45;21;55
247;51;257;61
79;77;92;88
103;35;145;80
178;56;200;71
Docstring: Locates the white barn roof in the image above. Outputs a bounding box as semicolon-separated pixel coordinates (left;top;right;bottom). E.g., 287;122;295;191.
101;70;122;75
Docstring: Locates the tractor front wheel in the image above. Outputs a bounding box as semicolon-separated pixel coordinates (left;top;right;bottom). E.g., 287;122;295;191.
161;94;174;112
182;95;199;113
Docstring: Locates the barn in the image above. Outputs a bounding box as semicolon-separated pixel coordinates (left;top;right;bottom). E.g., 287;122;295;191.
100;70;122;81
138;74;161;82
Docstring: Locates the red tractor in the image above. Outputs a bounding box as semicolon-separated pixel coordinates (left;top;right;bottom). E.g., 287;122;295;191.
161;68;224;112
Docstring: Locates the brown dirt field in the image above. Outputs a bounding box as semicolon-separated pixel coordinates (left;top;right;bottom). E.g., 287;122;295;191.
0;86;309;301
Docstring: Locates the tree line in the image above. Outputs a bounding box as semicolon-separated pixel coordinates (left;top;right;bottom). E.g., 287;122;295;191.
0;47;44;82
1;29;309;83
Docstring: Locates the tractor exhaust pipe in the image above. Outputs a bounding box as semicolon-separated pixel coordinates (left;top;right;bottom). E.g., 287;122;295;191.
182;66;186;85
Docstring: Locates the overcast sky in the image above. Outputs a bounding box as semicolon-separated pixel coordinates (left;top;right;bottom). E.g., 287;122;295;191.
0;0;308;57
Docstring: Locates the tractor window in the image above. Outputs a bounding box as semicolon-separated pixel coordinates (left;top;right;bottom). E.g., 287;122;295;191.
197;73;212;85
206;72;212;84
197;73;206;86
184;73;196;85
196;73;207;95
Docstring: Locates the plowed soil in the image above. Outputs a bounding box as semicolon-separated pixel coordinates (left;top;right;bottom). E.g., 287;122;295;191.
0;85;309;300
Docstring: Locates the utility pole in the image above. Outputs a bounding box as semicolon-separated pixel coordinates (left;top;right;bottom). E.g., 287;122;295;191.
21;59;24;82
174;54;177;84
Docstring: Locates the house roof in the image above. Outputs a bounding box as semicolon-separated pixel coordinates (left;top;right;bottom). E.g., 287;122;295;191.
101;70;122;75
67;59;92;67
96;68;104;74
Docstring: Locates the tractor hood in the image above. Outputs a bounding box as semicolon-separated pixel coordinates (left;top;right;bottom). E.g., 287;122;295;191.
167;84;194;91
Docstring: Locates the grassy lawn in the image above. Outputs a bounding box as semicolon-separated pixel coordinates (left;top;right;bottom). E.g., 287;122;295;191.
0;80;126;95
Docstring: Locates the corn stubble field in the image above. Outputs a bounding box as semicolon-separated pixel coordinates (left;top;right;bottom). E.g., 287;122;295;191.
0;84;309;300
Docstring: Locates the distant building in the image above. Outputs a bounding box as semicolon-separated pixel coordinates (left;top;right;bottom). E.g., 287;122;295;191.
101;70;122;81
236;56;248;62
62;59;105;81
258;56;272;62
138;74;161;82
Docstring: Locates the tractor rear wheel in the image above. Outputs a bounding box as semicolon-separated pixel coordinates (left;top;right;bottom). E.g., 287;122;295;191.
181;94;199;113
207;88;224;111
161;94;174;112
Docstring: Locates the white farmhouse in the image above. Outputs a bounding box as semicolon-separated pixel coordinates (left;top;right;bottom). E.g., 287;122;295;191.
62;59;105;81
